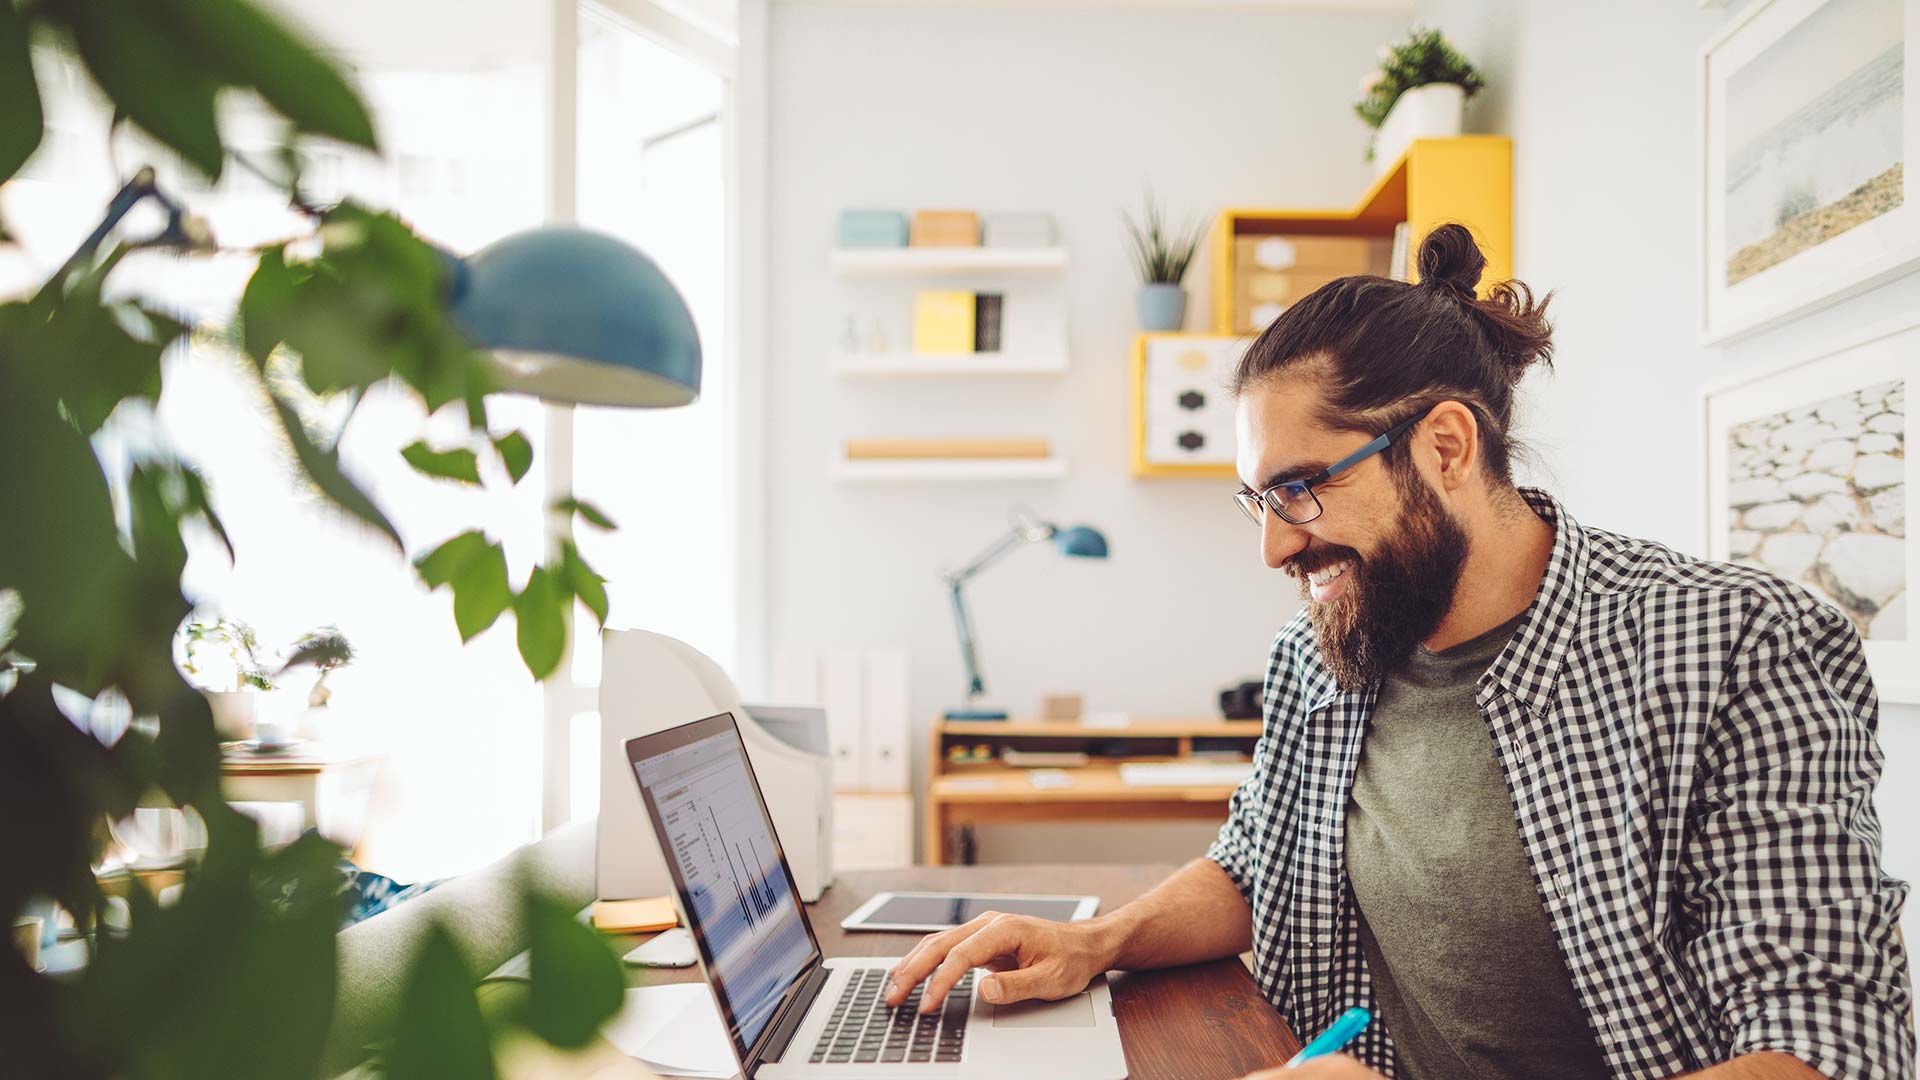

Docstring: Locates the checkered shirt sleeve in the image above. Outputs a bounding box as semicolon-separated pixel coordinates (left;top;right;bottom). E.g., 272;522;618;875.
1674;596;1913;1080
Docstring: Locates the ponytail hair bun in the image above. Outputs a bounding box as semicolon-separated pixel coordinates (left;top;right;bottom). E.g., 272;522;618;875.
1416;222;1486;296
1416;223;1553;385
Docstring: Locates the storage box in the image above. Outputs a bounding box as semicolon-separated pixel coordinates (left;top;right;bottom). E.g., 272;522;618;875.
983;212;1055;248
1229;235;1391;334
1137;336;1248;467
837;209;908;249
1233;235;1389;273
913;290;976;353
910;210;981;247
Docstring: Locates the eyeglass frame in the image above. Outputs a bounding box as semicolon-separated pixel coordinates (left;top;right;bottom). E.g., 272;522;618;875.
1233;401;1440;526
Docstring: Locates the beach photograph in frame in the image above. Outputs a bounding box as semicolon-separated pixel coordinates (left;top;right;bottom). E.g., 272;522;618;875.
1706;312;1917;702
1700;0;1920;342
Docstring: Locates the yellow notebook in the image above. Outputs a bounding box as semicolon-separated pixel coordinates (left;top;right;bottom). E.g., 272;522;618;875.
913;290;976;353
591;896;678;933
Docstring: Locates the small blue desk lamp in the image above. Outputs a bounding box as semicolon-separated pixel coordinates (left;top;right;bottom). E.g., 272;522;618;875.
942;508;1108;721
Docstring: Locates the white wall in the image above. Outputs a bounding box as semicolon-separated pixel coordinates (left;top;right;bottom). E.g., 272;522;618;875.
1416;0;1920;946
765;3;1407;860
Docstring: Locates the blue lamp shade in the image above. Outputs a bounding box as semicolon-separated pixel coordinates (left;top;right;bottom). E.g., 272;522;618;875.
1053;525;1108;559
445;227;702;407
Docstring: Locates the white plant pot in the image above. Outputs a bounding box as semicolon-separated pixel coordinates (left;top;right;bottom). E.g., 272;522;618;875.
204;689;258;741
1373;82;1465;174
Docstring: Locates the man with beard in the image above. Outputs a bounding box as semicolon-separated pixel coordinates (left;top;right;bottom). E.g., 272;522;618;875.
883;224;1913;1079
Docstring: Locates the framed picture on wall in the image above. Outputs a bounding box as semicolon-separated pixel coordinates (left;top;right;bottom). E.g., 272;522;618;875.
1698;0;1920;343
1704;311;1916;702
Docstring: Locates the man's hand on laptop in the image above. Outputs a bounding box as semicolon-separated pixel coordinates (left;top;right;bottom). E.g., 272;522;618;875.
886;911;1117;1011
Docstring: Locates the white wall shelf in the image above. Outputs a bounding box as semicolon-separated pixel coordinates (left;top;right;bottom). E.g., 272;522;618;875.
834;458;1068;482
831;350;1068;376
829;247;1069;276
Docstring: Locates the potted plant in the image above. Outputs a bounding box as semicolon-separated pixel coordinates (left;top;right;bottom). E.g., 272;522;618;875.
284;625;354;710
179;616;277;739
1354;27;1486;171
282;626;354;741
1121;192;1207;332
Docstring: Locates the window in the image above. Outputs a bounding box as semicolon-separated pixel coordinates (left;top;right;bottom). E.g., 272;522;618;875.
552;3;739;827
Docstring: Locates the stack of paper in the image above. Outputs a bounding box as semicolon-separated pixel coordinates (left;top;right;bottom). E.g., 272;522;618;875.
591;897;678;933
1118;762;1255;788
602;984;735;1078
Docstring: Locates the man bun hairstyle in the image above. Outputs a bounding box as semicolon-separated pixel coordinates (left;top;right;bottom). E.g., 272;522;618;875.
1232;222;1554;487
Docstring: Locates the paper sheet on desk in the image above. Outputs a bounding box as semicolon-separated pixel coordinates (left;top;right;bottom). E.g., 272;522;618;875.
603;984;736;1078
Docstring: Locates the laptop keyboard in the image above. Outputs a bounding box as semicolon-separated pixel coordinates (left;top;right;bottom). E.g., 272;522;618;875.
809;968;974;1065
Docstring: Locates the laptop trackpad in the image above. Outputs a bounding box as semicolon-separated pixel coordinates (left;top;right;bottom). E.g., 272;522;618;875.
990;993;1096;1028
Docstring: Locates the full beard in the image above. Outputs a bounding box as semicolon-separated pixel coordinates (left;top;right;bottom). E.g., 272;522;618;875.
1294;466;1470;693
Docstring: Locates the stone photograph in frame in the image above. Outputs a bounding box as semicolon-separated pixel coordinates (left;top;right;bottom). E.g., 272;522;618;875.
1706;312;1916;702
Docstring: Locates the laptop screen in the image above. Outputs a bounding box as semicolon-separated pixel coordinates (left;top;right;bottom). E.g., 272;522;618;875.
628;713;822;1061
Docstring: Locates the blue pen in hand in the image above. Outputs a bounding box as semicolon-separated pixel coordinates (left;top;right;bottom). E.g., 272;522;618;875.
1284;1006;1373;1068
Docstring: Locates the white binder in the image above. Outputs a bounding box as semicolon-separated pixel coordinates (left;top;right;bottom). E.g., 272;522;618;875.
772;646;913;794
862;649;911;792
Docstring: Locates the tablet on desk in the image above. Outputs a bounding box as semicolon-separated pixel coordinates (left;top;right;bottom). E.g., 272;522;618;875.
840;891;1099;932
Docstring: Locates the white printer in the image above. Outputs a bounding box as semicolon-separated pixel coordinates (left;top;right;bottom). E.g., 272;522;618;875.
596;630;835;901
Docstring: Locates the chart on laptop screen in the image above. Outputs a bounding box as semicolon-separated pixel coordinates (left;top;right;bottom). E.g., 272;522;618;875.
638;728;816;1051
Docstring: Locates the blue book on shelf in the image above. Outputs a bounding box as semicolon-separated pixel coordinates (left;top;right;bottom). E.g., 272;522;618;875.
838;209;909;249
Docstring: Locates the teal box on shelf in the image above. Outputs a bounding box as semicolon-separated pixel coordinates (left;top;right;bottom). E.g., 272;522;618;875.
837;209;909;249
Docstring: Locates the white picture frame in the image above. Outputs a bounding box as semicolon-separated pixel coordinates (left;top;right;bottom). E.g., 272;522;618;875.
1703;311;1916;703
1698;0;1920;343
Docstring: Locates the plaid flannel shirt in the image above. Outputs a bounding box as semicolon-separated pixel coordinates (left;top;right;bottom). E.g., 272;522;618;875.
1207;489;1914;1078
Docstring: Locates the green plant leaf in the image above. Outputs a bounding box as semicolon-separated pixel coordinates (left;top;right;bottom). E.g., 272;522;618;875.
522;890;625;1048
0;1;44;184
167;0;378;151
560;542;609;627
401;440;483;485
451;542;512;642
61;3;224;177
176;463;235;563
415;532;513;642
256;204;487;407
266;393;402;550
240;246;297;366
0;307;143;693
493;431;533;485
416;530;489;588
386;924;498;1080
513;566;566;679
552;496;616;531
24;260;184;433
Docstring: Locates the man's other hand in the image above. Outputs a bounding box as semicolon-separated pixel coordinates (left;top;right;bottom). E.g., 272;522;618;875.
884;911;1117;1011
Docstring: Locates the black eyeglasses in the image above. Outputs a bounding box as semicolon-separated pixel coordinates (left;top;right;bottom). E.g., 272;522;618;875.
1233;403;1437;527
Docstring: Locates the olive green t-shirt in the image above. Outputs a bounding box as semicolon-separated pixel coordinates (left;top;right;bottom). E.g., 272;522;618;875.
1344;611;1612;1080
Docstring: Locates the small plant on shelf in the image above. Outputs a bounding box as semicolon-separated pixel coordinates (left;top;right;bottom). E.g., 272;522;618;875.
1354;27;1486;161
1121;191;1206;331
1120;191;1205;287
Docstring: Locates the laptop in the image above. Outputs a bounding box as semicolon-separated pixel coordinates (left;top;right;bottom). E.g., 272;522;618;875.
625;712;1130;1079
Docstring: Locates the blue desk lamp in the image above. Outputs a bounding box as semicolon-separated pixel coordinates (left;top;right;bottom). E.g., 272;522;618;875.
942;508;1108;721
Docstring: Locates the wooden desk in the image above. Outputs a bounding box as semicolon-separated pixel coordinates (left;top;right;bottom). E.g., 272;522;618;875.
609;864;1299;1079
925;719;1260;865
